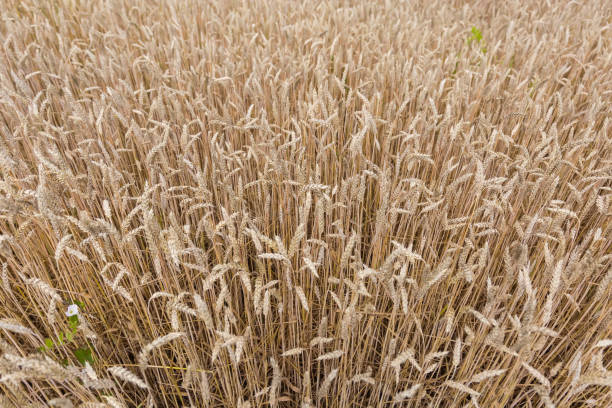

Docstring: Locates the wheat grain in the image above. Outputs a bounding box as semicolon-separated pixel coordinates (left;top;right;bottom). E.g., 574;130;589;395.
317;368;338;401
452;337;462;368
394;384;422;402
521;362;551;389
49;399;75;408
269;357;281;408
469;369;507;384
108;366;149;390
0;319;35;337
316;350;344;361
137;332;185;366
294;286;310;312
443;380;481;397
282;348;305;357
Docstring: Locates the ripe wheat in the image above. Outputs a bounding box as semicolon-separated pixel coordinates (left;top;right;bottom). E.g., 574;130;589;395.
0;0;610;407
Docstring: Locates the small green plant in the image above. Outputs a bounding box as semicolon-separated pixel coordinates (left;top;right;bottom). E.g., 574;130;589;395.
452;26;488;76
467;26;482;46
38;300;94;366
467;26;487;54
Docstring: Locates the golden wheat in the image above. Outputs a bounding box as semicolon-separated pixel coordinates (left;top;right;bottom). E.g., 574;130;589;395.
0;0;610;407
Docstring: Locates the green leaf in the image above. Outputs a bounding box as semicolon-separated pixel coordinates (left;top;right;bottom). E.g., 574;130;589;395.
44;338;54;349
74;347;94;365
439;304;449;317
467;26;483;47
58;332;64;345
68;314;79;327
471;26;482;42
72;300;85;309
66;330;74;342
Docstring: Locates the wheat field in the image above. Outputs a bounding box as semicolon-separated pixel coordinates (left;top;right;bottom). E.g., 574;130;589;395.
0;0;610;407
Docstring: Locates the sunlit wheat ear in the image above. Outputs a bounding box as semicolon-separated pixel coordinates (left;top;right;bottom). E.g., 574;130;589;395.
3;353;72;382
23;277;63;326
294;286;309;312
402;344;425;369
137;332;185;366
349;366;375;385
522;362;551;389
102;396;127;408
48;398;75;408
288;222;306;258
541;260;563;325
100;263;133;302
193;294;215;329
394;383;421;402
299;369;313;407
595;267;611;301
443;380;481;398
340;231;358;271
197;370;210;406
468;369;507;384
281;347;305;357
0;318;36;337
269;357;281;408
108;366;149;390
316;350;343;361
54;234;73;263
317;368;339;401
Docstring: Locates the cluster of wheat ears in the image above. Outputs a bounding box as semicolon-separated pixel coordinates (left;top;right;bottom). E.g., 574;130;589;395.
0;0;610;407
